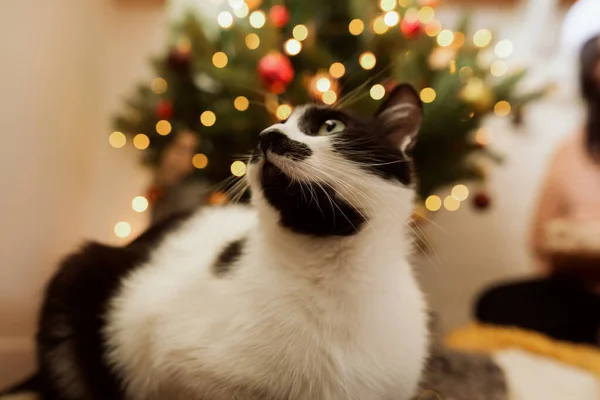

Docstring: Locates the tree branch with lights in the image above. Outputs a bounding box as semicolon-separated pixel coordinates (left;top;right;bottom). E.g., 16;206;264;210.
112;0;547;226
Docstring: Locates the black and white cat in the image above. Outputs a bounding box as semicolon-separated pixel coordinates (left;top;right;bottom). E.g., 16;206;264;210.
1;84;429;400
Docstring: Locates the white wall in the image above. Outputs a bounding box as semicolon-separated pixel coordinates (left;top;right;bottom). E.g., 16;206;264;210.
0;0;164;386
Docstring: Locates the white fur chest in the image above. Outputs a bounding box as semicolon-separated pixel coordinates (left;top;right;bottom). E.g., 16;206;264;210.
106;207;428;400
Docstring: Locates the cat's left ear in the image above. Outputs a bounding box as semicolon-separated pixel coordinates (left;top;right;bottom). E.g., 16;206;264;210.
375;83;423;153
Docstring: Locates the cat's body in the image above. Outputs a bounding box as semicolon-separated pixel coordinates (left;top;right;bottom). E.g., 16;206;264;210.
2;84;429;400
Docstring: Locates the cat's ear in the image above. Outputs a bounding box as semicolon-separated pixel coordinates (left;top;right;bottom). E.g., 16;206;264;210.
375;83;423;153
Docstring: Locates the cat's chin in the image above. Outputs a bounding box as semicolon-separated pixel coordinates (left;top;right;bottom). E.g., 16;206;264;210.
261;160;283;181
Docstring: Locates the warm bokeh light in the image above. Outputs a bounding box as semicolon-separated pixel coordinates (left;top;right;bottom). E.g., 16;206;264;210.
384;11;400;27
453;32;465;47
437;30;454;47
425;20;442;37
473;29;492;48
403;7;419;23
370;84;386;100
420;87;436;103
230;161;247;177
349;19;365;35
245;33;260;49
293;24;308;41
192;153;209;169
380;0;396;11
322;90;337;105
200;111;217;126
316;77;331;92
491;60;508;77
212;52;228;68
233;3;249;18
151;77;168;94
132;196;149;212
284;39;302;56
109;131;126;148
418;6;435;24
444;195;461;211
425;195;442;212
495;39;514;58
156;120;172;136
373;16;388;34
494;101;511;117
329;62;346;78
451;184;469;201
276;104;293;120
474;127;491;145
234;96;250;111
133;133;150;150
398;0;412;6
359;52;376;70
217;11;234;28
114;222;132;238
249;11;266;28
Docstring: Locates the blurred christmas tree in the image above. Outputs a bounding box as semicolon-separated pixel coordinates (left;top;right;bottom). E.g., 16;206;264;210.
113;0;546;218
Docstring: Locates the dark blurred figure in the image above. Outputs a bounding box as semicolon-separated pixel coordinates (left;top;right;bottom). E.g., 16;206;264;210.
475;35;600;346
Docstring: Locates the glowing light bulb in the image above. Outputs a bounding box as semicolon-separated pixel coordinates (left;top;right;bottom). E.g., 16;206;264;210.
293;25;308;41
425;195;442;212
370;84;386;100
495;40;514;58
491;60;507;77
233;3;249;18
322;90;337;105
114;222;132;238
425;20;442;37
212;52;228;68
234;96;249;111
249;11;266;28
451;185;469;201
494;101;511;117
275;104;293;120
192;153;208;169
329;62;345;78
230;161;247;177
349;19;365;35
156;120;171;136
420;87;436;103
359;52;376;70
217;11;234;28
132;196;149;212
380;0;396;11
109;131;126;148
418;6;435;24
473;29;492;48
384;11;400;27
444;196;461;211
133;133;150;150
200;111;216;127
373;16;388;34
437;30;454;47
316;77;331;93
284;39;302;56
245;33;260;49
150;78;168;94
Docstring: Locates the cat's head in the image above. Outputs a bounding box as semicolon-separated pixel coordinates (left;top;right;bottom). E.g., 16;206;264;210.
246;84;423;237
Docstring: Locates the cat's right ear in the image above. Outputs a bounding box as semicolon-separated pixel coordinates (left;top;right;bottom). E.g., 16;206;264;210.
375;84;423;153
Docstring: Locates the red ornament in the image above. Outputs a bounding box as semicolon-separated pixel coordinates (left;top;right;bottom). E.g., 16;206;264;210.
401;19;422;38
269;5;290;28
155;100;173;120
166;48;191;73
473;191;492;210
257;52;294;94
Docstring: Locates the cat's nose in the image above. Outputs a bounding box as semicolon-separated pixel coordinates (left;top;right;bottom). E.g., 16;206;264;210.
258;129;287;155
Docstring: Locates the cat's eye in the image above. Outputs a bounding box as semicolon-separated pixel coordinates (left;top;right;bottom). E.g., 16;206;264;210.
318;120;345;136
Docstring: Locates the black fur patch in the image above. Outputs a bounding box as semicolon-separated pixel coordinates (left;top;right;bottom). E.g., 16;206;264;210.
213;239;245;276
34;210;192;399
259;130;312;161
260;161;365;236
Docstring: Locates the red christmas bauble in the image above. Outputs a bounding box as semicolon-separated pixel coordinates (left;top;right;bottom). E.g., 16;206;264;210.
269;5;290;28
166;49;191;73
257;52;294;94
473;191;491;210
401;19;422;38
156;100;173;120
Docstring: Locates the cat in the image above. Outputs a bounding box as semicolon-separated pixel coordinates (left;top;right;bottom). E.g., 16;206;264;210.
1;84;429;400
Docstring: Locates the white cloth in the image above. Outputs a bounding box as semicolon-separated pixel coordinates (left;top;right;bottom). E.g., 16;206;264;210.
561;0;600;56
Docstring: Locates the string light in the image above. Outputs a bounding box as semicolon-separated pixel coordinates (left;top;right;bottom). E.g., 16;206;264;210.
384;11;400;27
230;161;247;177
449;60;457;74
234;3;249;18
404;8;419;23
114;222;132;238
425;195;442;212
453;32;465;47
192;153;209;169
201;111;217;126
473;29;492;48
418;6;435;24
133;133;150;150
444;196;461;211
132;196;149;212
370;84;386;100
380;0;396;11
420;87;436;103
329;62;346;78
316;77;331;92
109;131;126;148
322;90;337;105
150;78;168;94
275;104;293;120
398;0;411;6
249;11;266;28
474;127;490;145
495;40;514;58
228;0;244;9
494;101;511;117
217;11;234;28
212;52;228;68
437;30;454;47
425;20;442;37
234;96;249;111
156;120;172;136
491;60;507;77
245;33;260;49
373;16;388;34
459;66;473;80
349;19;365;35
293;25;308;41
284;39;302;56
451;184;469;201
359;52;376;70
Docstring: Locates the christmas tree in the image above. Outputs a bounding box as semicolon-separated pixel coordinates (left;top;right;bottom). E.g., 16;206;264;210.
113;0;545;215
